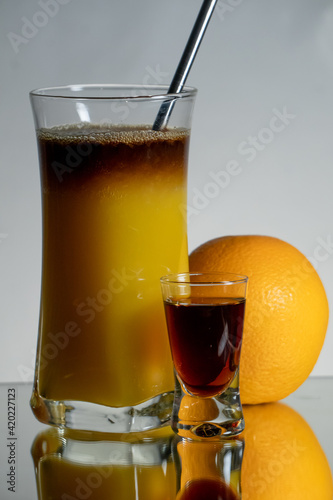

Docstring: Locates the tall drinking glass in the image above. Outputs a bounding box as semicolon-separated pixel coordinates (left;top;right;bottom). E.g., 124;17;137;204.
30;84;196;432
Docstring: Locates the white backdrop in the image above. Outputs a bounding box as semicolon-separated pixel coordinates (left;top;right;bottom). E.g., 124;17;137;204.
0;0;332;382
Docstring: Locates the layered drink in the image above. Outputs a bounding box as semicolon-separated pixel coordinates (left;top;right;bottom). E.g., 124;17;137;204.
34;124;189;409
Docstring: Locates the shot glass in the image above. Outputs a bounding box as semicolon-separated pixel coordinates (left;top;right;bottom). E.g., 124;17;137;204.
160;272;248;439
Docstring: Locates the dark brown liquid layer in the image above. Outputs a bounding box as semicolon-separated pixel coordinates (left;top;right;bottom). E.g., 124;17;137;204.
37;124;189;190
164;299;245;397
178;478;239;500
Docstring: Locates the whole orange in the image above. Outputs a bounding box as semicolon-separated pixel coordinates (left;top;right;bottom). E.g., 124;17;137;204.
189;235;329;404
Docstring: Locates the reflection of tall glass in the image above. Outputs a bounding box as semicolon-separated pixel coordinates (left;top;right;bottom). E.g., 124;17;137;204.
30;85;196;432
31;428;176;500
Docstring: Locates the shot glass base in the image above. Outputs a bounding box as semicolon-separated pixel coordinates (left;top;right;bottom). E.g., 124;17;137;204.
172;418;244;440
30;389;174;434
171;373;244;440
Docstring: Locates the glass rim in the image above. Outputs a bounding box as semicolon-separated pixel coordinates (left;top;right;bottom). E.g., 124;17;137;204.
29;84;198;101
160;272;248;285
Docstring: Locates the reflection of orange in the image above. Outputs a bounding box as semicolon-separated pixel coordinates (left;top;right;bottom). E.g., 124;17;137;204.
242;403;333;499
190;235;329;404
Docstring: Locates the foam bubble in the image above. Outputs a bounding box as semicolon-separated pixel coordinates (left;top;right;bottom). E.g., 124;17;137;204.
37;123;189;146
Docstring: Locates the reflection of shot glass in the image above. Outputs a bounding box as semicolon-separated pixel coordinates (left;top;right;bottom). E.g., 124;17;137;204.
160;272;248;439
174;436;243;499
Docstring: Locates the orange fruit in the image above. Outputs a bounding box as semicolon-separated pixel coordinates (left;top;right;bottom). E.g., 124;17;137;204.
189;235;329;404
242;402;333;499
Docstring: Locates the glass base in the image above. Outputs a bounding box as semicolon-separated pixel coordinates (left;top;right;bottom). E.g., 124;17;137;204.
30;389;174;433
171;372;244;440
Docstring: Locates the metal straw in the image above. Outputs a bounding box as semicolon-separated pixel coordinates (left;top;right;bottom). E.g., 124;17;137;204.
152;0;218;131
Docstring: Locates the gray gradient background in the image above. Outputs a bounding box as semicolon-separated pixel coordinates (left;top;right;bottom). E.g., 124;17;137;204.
0;0;333;382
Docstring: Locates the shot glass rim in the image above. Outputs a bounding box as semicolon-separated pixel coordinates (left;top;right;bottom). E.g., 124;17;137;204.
160;272;248;286
29;84;198;101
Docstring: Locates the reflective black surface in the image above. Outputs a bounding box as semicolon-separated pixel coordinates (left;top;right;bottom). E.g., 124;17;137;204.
0;378;332;499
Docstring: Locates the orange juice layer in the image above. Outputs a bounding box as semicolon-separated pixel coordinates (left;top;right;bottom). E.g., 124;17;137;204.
36;125;189;406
